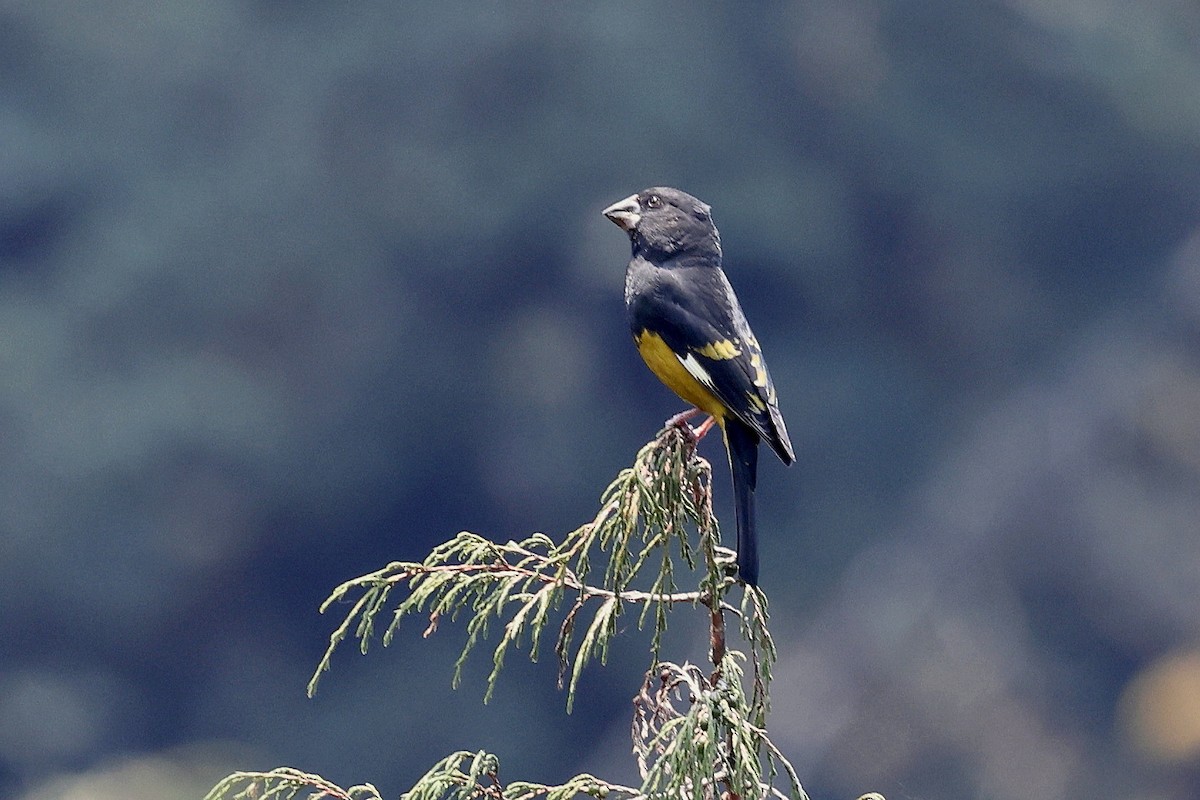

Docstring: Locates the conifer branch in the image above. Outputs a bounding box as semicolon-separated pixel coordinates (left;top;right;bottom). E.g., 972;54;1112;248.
203;768;382;800
307;424;736;708
397;750;645;800
632;654;807;800
208;423;886;800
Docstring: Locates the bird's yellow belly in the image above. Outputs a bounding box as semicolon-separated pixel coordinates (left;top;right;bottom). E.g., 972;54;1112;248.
635;330;726;418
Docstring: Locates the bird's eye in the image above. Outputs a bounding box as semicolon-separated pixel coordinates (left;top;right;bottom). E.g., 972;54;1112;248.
645;194;662;209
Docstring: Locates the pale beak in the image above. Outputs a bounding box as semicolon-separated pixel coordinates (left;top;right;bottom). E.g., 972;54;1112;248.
602;194;641;232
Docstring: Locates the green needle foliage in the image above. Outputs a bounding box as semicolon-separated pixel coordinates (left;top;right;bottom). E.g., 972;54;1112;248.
206;423;884;800
205;767;382;800
398;751;641;800
307;423;743;712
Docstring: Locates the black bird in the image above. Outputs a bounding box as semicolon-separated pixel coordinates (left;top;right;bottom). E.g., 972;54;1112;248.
603;187;793;585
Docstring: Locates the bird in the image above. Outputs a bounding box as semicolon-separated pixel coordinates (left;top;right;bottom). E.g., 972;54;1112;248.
602;187;793;586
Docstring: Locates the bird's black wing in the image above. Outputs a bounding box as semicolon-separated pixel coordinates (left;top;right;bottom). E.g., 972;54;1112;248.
630;265;794;464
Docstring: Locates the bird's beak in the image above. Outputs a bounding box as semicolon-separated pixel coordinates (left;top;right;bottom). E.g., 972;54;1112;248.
602;194;641;232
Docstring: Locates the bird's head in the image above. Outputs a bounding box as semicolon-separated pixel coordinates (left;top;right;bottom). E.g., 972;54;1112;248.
603;187;721;260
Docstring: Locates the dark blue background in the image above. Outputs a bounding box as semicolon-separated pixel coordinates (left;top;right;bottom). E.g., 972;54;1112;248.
3;3;1200;799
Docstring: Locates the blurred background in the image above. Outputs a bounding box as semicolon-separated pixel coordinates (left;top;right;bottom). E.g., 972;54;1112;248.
2;2;1199;799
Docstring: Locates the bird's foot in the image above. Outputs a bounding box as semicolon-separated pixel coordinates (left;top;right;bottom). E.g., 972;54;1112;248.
665;408;717;443
693;415;717;440
665;408;702;429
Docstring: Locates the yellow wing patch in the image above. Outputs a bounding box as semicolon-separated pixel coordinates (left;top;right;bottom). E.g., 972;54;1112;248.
694;339;741;360
746;335;769;388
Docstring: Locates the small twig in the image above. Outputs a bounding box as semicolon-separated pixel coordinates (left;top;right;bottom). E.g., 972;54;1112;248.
708;596;726;675
555;599;585;689
374;558;730;607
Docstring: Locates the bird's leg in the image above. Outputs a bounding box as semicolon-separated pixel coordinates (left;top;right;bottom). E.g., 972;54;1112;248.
665;407;702;429
665;408;716;446
693;415;717;440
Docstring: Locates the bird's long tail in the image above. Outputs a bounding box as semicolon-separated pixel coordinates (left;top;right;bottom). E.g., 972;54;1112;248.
723;419;760;586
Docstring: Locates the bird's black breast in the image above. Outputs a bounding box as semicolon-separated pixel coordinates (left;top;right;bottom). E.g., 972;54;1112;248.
625;257;734;343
